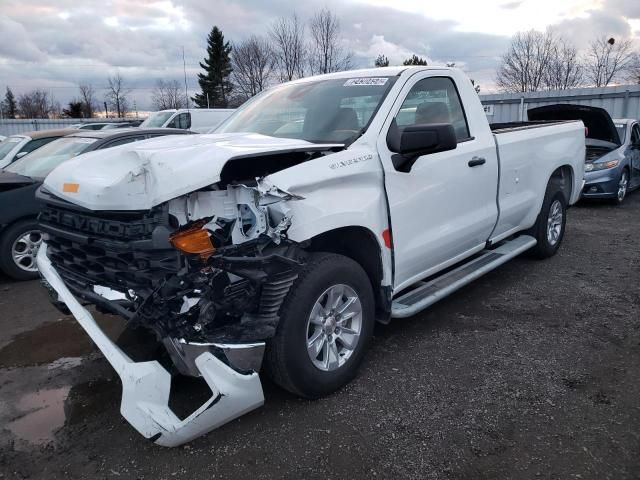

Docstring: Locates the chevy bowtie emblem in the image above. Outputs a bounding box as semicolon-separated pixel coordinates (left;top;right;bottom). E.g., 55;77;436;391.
63;183;79;193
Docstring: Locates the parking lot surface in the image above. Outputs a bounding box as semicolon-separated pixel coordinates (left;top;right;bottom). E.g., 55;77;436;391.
1;196;639;480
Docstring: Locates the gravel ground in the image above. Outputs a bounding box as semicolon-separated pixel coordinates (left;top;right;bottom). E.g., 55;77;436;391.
0;195;639;480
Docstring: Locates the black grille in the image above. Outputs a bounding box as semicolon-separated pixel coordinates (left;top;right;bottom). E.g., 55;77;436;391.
39;198;179;292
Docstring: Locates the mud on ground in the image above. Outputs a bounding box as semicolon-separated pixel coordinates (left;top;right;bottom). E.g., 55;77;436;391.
0;195;639;479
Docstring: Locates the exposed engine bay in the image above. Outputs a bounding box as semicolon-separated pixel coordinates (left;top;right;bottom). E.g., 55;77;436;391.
36;155;331;375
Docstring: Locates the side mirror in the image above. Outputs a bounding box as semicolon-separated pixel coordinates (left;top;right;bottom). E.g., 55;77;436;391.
388;122;457;156
387;121;457;171
15;151;28;159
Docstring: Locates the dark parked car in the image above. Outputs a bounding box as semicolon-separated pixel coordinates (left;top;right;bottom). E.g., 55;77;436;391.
0;129;78;169
0;128;191;280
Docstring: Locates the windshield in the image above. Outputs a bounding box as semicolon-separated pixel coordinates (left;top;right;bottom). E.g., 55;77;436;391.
0;136;23;160
615;124;626;143
6;137;97;178
140;111;175;128
218;76;398;143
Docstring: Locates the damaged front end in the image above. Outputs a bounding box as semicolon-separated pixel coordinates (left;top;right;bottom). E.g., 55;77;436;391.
36;179;305;446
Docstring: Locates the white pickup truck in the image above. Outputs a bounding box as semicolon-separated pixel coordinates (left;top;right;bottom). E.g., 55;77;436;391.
36;67;585;446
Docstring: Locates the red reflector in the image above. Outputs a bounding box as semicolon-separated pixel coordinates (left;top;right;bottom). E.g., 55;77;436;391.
382;229;392;248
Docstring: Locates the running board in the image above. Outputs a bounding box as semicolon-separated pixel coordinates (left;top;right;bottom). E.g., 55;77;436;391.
391;235;537;318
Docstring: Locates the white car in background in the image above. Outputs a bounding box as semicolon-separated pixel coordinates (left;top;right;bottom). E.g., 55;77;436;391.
0;129;78;169
140;108;234;131
0;135;6;142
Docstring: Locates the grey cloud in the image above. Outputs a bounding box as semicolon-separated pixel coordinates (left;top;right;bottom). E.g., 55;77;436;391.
500;1;523;9
550;9;633;47
605;0;640;19
0;0;637;109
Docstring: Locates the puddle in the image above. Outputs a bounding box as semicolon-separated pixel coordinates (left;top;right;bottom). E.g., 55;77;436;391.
7;386;70;446
0;317;127;368
47;357;84;370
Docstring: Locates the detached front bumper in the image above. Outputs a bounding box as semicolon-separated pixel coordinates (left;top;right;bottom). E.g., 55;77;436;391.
37;244;264;447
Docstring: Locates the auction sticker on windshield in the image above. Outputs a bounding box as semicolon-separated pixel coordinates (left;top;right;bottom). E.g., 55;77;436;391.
344;78;388;86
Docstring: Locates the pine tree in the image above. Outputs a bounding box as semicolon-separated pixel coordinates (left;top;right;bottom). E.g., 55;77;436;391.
403;55;428;66
192;26;233;108
374;55;390;67
2;87;17;118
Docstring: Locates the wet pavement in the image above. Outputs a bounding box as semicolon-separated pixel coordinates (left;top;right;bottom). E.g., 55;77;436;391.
1;195;639;479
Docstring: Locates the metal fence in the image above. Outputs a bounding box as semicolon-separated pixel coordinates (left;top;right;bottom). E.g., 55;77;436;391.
0;118;134;136
480;84;640;123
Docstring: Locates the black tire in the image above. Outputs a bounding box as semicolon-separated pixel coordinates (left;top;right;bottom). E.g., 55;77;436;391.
265;252;375;399
612;168;629;205
0;219;42;281
527;187;567;259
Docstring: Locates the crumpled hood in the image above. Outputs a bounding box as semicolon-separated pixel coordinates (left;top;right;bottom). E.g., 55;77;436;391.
43;133;341;211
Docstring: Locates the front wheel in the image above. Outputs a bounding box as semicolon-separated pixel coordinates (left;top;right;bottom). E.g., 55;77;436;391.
527;189;567;259
265;253;375;399
0;219;43;281
613;169;629;205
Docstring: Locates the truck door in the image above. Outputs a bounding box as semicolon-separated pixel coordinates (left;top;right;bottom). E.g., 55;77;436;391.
376;73;499;291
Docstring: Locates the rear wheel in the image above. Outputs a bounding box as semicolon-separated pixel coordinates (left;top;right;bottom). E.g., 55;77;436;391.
0;219;43;281
265;253;375;399
527;187;567;259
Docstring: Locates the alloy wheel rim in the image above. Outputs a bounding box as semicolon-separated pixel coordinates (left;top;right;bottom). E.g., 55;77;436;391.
12;230;43;273
305;284;363;372
546;200;563;246
617;172;628;202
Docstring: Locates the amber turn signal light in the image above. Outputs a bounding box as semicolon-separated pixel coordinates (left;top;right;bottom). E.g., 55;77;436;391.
169;226;215;260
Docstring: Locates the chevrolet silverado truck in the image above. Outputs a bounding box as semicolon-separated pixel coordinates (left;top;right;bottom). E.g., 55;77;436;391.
36;67;585;447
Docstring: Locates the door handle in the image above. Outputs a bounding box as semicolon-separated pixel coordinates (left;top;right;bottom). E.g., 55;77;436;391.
468;156;486;167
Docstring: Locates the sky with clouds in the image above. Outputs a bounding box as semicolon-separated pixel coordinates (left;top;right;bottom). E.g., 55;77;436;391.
0;0;638;111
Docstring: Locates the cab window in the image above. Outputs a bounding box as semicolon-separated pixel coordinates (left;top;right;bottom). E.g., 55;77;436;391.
167;113;191;129
395;77;470;141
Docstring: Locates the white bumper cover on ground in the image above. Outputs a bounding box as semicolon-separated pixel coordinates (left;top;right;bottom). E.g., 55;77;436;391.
37;244;265;447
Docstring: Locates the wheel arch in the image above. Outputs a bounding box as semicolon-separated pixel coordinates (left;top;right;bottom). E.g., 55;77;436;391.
305;226;391;322
549;164;574;204
0;215;39;239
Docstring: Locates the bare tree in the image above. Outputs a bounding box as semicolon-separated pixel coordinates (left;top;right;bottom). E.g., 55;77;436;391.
17;90;51;118
270;13;306;81
308;8;353;74
105;73;130;118
496;30;556;92
585;37;635;87
543;39;583;90
78;84;97;118
151;79;187;110
232;35;275;99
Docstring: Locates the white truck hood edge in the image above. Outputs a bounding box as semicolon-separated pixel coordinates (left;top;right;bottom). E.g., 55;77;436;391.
43;133;341;211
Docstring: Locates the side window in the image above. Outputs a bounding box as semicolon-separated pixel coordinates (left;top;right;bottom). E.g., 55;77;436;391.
632;124;640;145
100;136;144;149
395;77;470;141
167;113;191;129
19;137;55;154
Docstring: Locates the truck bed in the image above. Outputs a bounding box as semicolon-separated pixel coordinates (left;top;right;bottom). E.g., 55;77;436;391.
490;120;579;134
